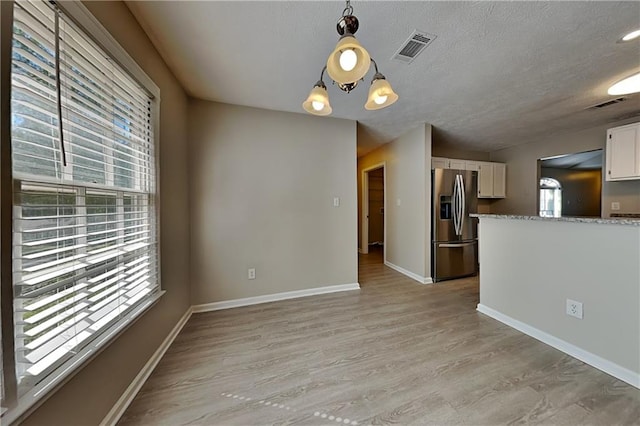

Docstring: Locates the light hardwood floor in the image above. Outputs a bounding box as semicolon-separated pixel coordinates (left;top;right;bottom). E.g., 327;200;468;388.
119;248;640;425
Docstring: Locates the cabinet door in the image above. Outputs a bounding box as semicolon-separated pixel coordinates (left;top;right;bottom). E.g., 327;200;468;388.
492;163;506;198
477;162;494;198
449;159;466;170
607;126;639;180
432;157;449;169
464;161;480;171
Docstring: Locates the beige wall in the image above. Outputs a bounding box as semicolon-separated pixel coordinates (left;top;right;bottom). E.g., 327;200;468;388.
541;168;602;217
479;217;640;378
491;121;640;217
21;2;191;424
188;101;357;304
357;124;432;281
602;179;640;216
431;142;490;162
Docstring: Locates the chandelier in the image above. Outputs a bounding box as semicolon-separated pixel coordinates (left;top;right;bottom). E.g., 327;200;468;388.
302;0;399;116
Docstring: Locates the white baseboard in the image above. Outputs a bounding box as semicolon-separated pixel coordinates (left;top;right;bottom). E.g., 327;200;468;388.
384;261;433;285
477;304;640;389
99;307;194;426
192;283;361;313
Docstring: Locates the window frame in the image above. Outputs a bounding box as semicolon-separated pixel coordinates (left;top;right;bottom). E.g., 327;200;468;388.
0;1;162;422
539;177;562;218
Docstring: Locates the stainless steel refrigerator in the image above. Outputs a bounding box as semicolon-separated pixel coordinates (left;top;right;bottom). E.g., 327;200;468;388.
432;169;479;282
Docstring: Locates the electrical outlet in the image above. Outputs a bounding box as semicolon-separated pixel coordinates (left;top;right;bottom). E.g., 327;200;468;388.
611;202;620;211
566;299;583;319
248;268;256;280
333;197;340;207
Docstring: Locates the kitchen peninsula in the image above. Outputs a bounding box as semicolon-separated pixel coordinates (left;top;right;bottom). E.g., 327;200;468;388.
472;214;640;389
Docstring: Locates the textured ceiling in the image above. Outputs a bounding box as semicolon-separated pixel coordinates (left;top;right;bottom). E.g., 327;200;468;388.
126;1;640;156
541;150;603;170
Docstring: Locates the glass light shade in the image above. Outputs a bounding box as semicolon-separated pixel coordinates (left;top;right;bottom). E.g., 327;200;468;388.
608;72;640;95
365;78;399;110
302;85;332;116
326;36;371;84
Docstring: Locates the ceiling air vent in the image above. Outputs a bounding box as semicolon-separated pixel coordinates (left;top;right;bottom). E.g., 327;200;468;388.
587;97;627;110
392;30;436;64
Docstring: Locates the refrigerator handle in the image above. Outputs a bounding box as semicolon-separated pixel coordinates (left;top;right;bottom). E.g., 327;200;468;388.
454;175;463;236
452;176;459;235
459;174;466;235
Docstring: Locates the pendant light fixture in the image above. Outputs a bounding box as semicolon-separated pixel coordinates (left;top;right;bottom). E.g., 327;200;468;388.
303;0;398;116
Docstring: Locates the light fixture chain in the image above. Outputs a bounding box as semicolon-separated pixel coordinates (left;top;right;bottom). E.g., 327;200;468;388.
342;0;353;17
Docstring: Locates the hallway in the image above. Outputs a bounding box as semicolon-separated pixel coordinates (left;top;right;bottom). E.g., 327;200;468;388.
359;244;384;267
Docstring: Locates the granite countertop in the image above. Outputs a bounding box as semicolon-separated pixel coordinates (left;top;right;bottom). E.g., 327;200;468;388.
470;214;640;227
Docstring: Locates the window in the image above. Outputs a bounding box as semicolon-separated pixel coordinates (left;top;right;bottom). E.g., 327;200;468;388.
539;177;562;218
2;0;160;420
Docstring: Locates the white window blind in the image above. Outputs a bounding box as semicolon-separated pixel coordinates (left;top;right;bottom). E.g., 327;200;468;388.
10;0;158;394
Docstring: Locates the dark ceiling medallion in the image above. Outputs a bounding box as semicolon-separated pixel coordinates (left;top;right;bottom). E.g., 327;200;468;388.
337;15;359;36
337;80;359;93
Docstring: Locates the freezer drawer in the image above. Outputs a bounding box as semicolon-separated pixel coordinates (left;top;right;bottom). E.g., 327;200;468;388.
433;240;478;282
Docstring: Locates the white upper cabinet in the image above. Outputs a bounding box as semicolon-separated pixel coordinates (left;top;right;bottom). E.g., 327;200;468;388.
477;162;494;198
606;123;640;181
464;161;480;171
477;161;506;198
449;159;467;170
431;157;449;169
431;157;471;170
432;157;506;198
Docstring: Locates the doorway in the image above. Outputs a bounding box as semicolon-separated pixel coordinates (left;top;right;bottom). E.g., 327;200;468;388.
361;163;386;264
537;149;603;218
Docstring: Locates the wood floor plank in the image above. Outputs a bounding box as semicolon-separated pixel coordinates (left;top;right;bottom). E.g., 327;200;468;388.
118;248;640;425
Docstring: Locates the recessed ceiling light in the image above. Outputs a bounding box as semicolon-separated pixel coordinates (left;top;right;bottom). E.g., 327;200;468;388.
608;72;640;95
620;29;640;42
